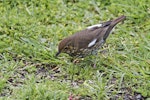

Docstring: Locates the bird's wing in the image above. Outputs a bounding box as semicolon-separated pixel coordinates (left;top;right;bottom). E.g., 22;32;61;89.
71;27;108;49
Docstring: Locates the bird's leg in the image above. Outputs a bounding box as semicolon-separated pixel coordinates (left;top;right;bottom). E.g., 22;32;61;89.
71;57;80;83
71;65;75;83
93;52;99;68
71;57;84;82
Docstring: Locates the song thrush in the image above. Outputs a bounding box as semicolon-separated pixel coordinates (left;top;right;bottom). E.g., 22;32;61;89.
56;15;126;57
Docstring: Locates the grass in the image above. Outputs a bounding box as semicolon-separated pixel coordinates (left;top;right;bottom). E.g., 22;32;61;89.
0;0;150;100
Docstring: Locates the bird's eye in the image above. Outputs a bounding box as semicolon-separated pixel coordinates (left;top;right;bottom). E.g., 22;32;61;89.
64;47;68;50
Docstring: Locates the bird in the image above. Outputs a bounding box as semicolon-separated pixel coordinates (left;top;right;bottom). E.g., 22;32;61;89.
56;15;126;58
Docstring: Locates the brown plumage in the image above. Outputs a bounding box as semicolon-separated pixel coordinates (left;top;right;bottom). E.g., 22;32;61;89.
56;15;126;57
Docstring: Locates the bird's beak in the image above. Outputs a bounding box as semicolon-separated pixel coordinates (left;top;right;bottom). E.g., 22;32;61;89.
55;52;60;57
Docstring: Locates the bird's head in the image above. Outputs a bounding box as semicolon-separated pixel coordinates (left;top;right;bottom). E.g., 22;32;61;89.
56;37;71;57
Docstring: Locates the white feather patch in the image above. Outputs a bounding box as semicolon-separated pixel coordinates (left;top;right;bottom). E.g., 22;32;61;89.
110;27;115;34
87;24;102;29
88;39;97;47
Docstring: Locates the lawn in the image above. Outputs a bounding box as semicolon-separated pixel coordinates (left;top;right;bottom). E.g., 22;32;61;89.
0;0;150;100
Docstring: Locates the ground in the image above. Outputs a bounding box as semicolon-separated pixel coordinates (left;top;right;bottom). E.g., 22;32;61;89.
0;0;150;100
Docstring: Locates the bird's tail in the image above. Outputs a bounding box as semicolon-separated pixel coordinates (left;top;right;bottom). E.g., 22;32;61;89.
103;15;126;41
